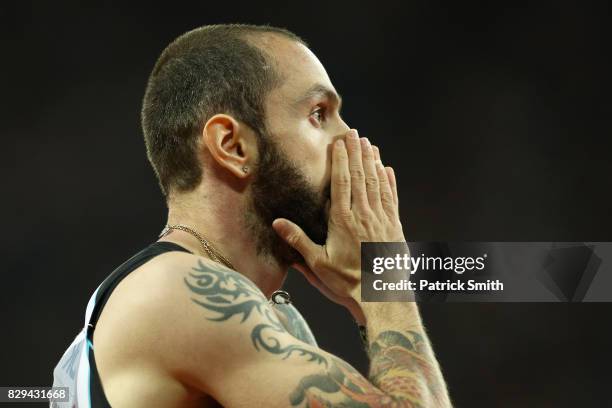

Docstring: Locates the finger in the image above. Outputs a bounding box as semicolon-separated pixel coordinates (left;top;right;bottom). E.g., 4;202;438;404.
386;167;399;206
292;263;324;288
292;263;338;300
361;138;383;215
345;129;368;210
372;145;381;162
272;218;322;264
372;144;394;213
331;139;351;216
376;159;395;217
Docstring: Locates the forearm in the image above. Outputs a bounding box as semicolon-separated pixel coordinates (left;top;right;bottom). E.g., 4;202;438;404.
360;301;451;408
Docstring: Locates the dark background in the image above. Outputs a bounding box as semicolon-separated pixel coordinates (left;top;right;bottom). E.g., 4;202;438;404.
2;1;611;407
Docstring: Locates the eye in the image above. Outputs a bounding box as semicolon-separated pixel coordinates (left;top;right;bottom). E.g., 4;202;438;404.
310;106;326;125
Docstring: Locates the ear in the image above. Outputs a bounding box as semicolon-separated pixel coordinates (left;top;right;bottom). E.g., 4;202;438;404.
202;114;257;179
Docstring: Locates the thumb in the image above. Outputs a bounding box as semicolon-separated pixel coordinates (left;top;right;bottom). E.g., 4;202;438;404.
291;263;320;286
292;263;330;295
272;218;320;263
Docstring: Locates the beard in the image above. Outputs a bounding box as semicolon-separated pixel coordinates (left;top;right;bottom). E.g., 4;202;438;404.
246;129;330;267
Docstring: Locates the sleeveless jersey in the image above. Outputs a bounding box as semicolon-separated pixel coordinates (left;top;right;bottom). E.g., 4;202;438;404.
51;241;191;407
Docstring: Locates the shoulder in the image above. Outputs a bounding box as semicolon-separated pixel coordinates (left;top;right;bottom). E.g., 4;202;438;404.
98;250;267;321
93;251;272;381
95;249;268;341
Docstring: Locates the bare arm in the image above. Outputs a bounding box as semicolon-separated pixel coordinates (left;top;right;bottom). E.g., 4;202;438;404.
271;287;447;405
180;258;448;407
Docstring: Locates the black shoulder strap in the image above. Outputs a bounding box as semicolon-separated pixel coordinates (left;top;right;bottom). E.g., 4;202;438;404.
86;241;191;339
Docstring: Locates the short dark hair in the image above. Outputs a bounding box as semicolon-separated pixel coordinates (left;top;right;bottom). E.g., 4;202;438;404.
141;24;306;197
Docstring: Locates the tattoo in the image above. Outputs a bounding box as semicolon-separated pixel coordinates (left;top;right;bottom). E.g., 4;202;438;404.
273;304;318;347
185;260;445;407
290;331;443;408
185;259;324;364
251;307;327;366
368;331;434;407
184;259;266;322
290;357;384;408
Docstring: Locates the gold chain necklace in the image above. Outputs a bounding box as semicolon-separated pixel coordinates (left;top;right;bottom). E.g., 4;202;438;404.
158;224;291;305
159;224;235;270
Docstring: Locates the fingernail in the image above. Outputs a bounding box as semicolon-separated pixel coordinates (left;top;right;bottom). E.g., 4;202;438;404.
348;129;358;139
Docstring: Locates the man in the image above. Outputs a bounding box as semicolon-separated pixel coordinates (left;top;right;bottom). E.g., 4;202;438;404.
52;24;451;407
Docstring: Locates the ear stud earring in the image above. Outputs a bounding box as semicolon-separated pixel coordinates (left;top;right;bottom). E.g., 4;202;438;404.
242;166;249;174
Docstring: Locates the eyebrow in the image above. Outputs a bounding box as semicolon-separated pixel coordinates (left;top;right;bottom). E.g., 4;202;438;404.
293;83;343;112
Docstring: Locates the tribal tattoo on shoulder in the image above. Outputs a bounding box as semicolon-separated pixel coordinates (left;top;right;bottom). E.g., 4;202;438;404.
185;260;446;408
185;259;324;364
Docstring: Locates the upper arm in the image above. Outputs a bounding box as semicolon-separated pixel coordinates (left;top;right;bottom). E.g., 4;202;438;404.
273;303;318;347
169;256;393;408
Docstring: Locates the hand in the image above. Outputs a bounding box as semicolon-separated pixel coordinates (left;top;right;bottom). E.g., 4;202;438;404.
272;129;404;307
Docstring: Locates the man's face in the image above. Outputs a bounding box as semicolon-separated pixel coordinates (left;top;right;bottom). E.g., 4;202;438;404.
246;36;350;266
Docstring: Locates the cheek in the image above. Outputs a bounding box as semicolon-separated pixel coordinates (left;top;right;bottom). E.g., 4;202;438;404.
302;137;331;190
282;123;331;190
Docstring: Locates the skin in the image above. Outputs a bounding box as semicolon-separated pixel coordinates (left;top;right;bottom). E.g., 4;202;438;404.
93;33;451;407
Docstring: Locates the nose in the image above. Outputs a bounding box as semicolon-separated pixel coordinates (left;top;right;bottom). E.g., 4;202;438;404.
330;117;351;145
337;117;350;135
